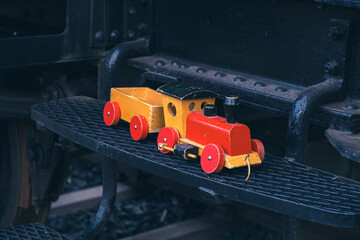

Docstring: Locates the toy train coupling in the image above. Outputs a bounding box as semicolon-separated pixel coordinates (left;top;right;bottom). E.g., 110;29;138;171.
174;143;199;160
104;82;265;176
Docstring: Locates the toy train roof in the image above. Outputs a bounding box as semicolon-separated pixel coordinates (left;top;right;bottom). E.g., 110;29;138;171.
156;83;218;100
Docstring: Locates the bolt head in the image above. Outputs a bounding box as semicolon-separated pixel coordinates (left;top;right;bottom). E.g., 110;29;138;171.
137;23;148;35
95;31;104;43
125;30;135;41
110;30;120;42
163;138;167;142
324;61;339;76
328;26;343;40
128;7;136;15
208;156;212;160
134;125;137;130
107;112;110;116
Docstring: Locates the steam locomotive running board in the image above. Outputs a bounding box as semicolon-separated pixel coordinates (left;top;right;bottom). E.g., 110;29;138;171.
31;96;360;228
0;222;70;240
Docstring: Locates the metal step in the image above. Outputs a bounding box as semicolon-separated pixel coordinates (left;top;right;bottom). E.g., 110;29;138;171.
31;96;360;228
129;55;360;132
0;223;70;240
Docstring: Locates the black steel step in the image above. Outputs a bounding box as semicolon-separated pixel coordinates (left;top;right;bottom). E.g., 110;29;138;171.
0;223;70;240
129;55;360;132
31;97;360;228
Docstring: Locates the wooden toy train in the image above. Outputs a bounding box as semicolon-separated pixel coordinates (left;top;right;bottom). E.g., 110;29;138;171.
103;83;264;178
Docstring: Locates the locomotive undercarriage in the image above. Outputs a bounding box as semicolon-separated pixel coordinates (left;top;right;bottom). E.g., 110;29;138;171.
2;0;360;239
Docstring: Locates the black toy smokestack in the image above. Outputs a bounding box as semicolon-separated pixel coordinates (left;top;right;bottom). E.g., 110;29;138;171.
224;96;239;124
204;104;217;117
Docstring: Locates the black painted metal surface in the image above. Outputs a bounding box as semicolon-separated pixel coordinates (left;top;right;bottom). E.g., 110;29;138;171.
129;55;360;133
31;97;360;228
0;223;70;240
285;78;342;163
315;0;360;8
98;38;151;100
325;129;360;163
0;0;152;68
74;158;117;240
155;0;354;88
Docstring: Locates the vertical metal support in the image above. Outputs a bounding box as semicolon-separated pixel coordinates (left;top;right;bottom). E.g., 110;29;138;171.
98;38;151;100
74;157;117;240
285;78;342;163
283;78;342;239
283;216;302;240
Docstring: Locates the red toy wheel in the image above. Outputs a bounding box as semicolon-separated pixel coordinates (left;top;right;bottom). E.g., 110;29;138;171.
103;101;120;126
157;127;180;154
251;139;265;161
201;144;225;174
130;115;148;141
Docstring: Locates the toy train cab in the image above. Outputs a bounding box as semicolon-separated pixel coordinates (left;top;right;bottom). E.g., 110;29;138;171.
156;83;265;177
103;83;264;177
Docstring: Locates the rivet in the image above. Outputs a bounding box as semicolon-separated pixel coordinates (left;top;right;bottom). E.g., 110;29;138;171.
164;138;167;142
254;82;266;87
94;31;104;43
208;156;212;160
137;23;147;35
275;87;287;92
155;60;165;66
171;61;179;66
234;76;247;83
110;30;120;42
215;72;225;77
159;143;163;148
196;68;207;73
128;7;136;15
134;125;137;129
107;112;110;116
345;104;359;110
179;64;188;69
328;26;343;40
324;61;339;75
125;30;135;41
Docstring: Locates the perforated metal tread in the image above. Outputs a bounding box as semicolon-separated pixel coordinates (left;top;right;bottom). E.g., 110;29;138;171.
0;223;69;240
31;97;360;228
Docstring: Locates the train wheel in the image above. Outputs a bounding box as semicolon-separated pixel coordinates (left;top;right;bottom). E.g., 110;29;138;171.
157;127;180;154
103;101;120;126
201;144;225;174
130;115;148;141
251;139;265;161
0;121;50;227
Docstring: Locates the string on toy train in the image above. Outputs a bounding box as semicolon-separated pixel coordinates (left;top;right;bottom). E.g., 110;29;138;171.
244;154;251;181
